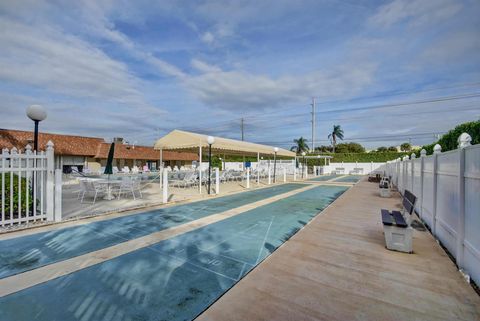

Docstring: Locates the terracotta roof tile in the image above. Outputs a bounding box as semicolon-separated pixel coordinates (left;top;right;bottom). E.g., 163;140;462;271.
0;129;197;161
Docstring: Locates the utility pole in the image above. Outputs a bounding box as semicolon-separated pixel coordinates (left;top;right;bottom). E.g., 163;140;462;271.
241;118;244;141
241;118;245;169
311;98;316;153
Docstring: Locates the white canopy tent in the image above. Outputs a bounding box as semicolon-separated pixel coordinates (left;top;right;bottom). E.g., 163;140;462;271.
154;130;296;193
154;129;295;157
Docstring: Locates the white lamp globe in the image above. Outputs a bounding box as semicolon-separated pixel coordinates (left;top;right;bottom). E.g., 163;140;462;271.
26;105;47;122
207;136;215;145
301;151;306;156
274;147;279;153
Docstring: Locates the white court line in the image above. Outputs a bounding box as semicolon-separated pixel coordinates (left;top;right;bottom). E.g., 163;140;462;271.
145;245;238;282
255;216;275;265
0;183;319;297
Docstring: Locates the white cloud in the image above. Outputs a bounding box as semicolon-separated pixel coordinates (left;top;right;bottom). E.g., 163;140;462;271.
369;0;462;28
191;59;222;73
0;18;141;102
201;32;215;44
184;63;377;110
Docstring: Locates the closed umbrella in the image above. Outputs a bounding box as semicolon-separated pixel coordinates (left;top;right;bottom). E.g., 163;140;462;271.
104;142;115;175
104;142;115;200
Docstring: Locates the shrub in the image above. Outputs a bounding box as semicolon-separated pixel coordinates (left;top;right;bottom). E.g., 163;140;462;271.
422;120;480;155
0;174;35;219
328;152;408;163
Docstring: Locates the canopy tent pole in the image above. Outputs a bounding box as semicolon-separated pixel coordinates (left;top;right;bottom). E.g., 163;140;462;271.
257;152;260;185
199;144;202;194
159;148;163;188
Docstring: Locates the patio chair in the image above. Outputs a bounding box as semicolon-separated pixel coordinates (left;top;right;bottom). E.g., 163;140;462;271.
80;180;107;204
117;177;143;200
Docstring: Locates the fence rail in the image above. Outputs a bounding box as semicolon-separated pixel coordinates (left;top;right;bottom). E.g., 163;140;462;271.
0;141;59;226
384;133;479;285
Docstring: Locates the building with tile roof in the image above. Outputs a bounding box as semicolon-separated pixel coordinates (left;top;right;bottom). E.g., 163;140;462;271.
0;129;198;172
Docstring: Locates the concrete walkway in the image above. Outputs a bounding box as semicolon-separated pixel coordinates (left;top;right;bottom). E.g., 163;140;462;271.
196;180;480;321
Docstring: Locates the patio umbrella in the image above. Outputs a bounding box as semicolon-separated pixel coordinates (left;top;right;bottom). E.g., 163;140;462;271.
104;142;115;175
104;142;115;200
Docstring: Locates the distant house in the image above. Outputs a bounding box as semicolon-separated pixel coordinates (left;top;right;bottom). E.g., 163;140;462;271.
0;129;197;172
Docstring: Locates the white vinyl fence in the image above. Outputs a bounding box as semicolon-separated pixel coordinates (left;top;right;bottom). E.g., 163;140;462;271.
384;133;480;285
323;162;385;175
1;141;62;226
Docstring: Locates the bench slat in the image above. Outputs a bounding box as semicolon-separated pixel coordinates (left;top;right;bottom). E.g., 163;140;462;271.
392;210;408;228
381;209;394;226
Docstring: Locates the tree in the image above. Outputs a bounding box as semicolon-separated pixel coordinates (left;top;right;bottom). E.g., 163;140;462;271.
290;137;309;154
315;145;332;153
400;142;412;152
377;146;388;152
327;125;344;153
335;142;365;153
422;120;480;154
388;146;398;152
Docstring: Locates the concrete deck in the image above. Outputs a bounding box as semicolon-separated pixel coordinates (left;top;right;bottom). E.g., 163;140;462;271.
61;175;301;219
196;179;480;321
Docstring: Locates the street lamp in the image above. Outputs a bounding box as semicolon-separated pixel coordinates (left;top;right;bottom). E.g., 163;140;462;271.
207;136;215;194
301;151;306;178
273;147;278;183
26;105;47;152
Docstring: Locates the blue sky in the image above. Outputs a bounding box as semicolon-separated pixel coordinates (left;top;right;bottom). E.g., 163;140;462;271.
0;0;479;150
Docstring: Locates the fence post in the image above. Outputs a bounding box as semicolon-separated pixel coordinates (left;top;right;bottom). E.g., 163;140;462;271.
283;167;287;182
1;148;8;226
268;166;271;185
293;166;296;181
246;167;250;189
162;168;168;204
411;153;416;193
46;141;55;221
456;133;471;269
215;168;220;194
54;169;62;222
419;149;426;219
432;144;441;235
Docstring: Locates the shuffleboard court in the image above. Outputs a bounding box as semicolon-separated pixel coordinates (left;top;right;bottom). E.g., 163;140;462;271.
0;185;347;321
308;174;338;181
334;175;364;183
0;183;305;279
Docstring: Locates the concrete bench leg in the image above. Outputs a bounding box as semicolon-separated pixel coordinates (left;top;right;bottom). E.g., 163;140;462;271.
380;188;391;198
383;225;413;253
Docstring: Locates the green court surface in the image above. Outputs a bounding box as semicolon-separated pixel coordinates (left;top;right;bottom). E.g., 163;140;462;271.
0;183;304;279
0;185;347;321
308;174;338;181
333;175;364;183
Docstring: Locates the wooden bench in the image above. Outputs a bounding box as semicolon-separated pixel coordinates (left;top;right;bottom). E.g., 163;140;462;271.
334;167;345;175
381;190;417;253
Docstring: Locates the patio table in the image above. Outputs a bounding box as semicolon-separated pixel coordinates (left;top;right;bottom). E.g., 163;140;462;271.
94;179;123;200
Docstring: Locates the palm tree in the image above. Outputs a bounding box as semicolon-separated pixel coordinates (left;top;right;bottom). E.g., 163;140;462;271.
290;137;309;154
328;125;344;153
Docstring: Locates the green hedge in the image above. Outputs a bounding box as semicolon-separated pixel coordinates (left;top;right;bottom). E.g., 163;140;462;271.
422;121;480;155
328;152;408;163
0;174;35;219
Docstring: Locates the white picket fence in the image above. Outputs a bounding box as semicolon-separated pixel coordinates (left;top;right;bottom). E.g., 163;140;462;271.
0;141;62;226
384;133;480;285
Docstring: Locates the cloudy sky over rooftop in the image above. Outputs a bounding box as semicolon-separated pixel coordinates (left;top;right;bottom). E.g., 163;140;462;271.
0;0;479;149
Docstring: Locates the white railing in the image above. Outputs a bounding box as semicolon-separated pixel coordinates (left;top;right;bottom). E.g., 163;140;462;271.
384;133;480;285
1;141;61;226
